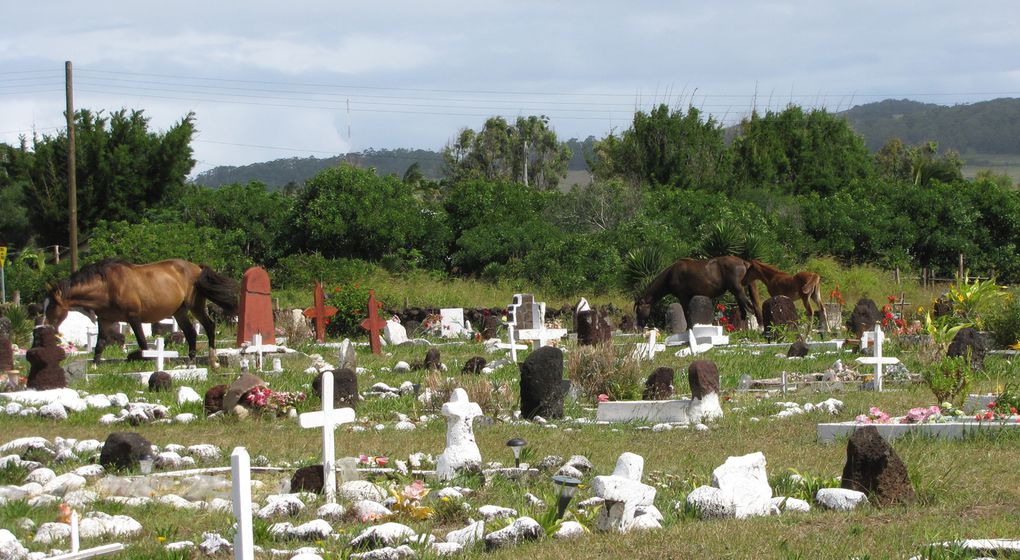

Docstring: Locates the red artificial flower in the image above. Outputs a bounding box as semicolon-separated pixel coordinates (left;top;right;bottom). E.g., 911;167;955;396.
975;414;983;422
375;456;388;467
716;303;726;312
724;324;735;332
1011;407;1017;414
887;295;897;303
334;287;340;293
988;402;997;409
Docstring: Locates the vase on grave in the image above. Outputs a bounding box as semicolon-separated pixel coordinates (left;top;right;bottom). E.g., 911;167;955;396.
26;325;67;390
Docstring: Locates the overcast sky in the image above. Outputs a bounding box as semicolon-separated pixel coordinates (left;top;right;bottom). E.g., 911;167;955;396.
3;1;1020;176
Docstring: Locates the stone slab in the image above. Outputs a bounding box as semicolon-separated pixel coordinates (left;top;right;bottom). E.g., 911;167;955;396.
817;417;1020;443
596;400;692;423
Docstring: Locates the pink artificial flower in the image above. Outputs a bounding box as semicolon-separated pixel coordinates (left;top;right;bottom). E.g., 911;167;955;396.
358;454;369;464
375;456;389;467
402;480;428;501
597;394;610;403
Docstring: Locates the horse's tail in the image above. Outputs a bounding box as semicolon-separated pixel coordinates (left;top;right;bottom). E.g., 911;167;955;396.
800;273;819;295
196;266;239;316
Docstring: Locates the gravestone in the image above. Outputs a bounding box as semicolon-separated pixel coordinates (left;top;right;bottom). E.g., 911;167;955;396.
593;452;658;532
26;324;67;390
359;290;386;355
436;388;484;480
688;296;715;326
669;303;688;334
204;384;228;415
841;426;915;506
383;319;408;345
99;432;153;471
688;360;720;399
787;339;810;358
0;326;16;374
236;267;276;346
619;315;636;333
223;373;267;412
509;294;542;330
58;310;98;350
313;368;359;409
302;282;337;343
642;367;675;400
480;315;501;339
947;327;985;370
440;308;467;338
291;465;325;494
337;338;357;370
847;298;882;338
147;371;172;392
576;309;612;345
462;356;486;374
424;348;442;370
519;345;569;419
762;295;798;341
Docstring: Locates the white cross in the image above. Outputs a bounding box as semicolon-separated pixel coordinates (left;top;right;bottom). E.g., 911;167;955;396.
298;372;356;502
856;323;899;392
141;337;178;372
231;447;255;560
251;333;265;371
495;324;529;363
43;509;126;560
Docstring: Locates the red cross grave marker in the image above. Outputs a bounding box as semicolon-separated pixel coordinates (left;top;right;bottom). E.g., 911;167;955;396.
360;289;387;355
302;282;338;343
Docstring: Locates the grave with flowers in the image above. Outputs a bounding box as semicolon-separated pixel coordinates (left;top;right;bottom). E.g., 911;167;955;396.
817;402;1020;443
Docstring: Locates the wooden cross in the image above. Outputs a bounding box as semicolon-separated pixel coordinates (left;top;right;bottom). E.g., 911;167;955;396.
856;323;899;392
303;281;337;343
298;371;356;503
140;337;178;372
359;289;387;355
231;447;255;560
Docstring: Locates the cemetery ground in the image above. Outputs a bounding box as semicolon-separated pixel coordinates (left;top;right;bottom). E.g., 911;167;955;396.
2;302;1019;558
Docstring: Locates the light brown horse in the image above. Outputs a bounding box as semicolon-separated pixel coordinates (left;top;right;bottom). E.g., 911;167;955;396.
743;259;827;331
635;255;762;328
43;259;238;367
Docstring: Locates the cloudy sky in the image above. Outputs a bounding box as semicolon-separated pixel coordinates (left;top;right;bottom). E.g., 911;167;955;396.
3;1;1020;176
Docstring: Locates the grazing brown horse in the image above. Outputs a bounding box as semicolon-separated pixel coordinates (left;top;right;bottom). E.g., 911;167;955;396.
43;259;238;367
635;256;762;328
743;259;827;331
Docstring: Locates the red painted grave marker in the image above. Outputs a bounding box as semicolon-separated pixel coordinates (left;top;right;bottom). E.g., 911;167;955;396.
236;267;276;346
359;290;387;355
303;282;338;343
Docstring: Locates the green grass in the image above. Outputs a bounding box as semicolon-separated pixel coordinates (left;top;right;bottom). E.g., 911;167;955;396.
3;275;1019;559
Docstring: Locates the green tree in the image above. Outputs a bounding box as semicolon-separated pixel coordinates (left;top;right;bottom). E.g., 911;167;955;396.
591;104;731;191
291;164;450;269
730;106;872;196
442;115;571;190
0;142;34;247
874;139;963;186
18;109;195;246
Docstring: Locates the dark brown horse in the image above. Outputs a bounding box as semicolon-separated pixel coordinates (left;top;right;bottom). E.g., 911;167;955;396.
43;259;238;367
743;259;827;331
635;256;762;328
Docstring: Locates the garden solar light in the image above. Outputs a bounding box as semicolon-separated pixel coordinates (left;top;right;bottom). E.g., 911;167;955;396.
552;475;581;519
506;438;527;468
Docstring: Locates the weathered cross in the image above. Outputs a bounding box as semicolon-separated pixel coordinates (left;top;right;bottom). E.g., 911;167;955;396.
298;371;356;502
359;289;387;355
140;337;178;372
230;447;255;560
856;323;899;392
303;281;338;343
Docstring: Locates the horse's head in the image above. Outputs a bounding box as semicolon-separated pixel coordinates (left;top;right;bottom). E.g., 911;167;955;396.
635;297;653;329
42;288;69;328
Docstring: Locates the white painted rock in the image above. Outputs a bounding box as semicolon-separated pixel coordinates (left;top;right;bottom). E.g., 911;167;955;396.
165;541;195;552
39;402;68;420
430;541;463;556
685;485;734;519
316;503;346;520
0;528;29;559
159;494;203;510
84;394;113;408
553;520;586;539
816;398;844;414
393;361;411;372
352;500;392;521
186;444;220;462
32;522;70;545
349;545;415;559
477;505;517;520
78;512;142;538
24;467;56;485
340;480;386;502
711;452;773;518
177;386;202;405
257;494;306;518
348;522;416;549
483;517;542;550
0;437;51;455
394;421;416;431
772;496;811;513
199;532;231;555
41;473;86;497
270;519;333;540
816;488;869;511
73;439;103;456
63;489;98;509
445;520;484;546
629;513;662;531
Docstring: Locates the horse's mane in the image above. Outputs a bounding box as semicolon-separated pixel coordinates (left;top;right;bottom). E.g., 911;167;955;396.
54;259;130;296
751;259;783;274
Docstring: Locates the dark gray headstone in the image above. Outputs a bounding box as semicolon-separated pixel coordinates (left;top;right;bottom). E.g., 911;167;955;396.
0;317;12;339
947;327;985;370
688;296;715;326
642;367;675;400
99;432;153;471
847;299;882;338
688;360;720;399
424;348;442;370
762;295;799;341
480;316;501;339
519;346;568;419
291;465;325;494
576;309;612;346
841;426;915;507
26;325;66;390
462;356;486;374
148;371;172;392
787;339;810;358
668;303;688;334
313;368;359;409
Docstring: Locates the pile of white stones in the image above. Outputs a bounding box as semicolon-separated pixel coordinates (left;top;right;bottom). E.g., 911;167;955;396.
0;386;205;425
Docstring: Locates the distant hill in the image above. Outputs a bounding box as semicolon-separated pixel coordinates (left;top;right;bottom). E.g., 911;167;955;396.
194;99;1020;188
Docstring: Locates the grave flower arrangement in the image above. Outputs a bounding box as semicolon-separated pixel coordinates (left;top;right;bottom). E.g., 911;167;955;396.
855;405;954;425
358;454;389;468
388;479;435;520
244;386;306;416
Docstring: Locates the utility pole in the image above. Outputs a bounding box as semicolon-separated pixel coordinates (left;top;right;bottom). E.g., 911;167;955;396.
523;139;529;188
65;60;78;272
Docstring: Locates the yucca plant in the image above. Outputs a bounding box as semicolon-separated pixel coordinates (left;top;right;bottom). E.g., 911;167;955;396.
622;246;669;296
700;221;745;258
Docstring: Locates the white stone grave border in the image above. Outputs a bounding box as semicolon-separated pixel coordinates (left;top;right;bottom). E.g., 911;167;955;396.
817;417;1020;443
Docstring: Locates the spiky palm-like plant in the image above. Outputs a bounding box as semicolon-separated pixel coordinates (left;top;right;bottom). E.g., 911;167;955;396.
623;246;669;296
